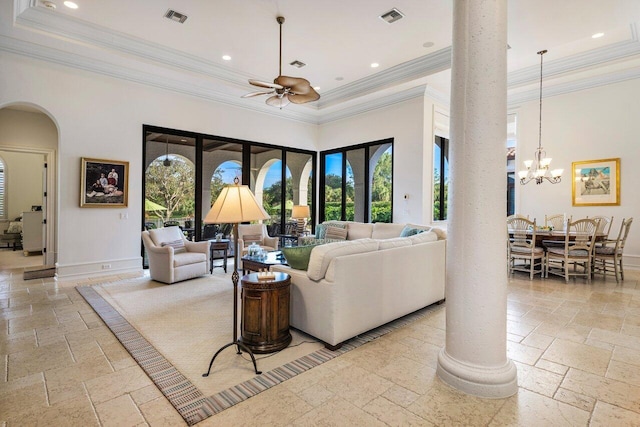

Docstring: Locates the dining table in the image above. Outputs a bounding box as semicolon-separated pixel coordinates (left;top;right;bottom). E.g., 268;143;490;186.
509;229;607;247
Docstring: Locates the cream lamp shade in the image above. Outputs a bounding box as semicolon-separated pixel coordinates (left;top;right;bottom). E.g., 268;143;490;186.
291;204;310;235
204;181;269;224
291;205;310;219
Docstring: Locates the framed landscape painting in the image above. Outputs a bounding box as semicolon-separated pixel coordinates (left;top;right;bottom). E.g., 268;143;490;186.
80;157;129;208
572;158;620;206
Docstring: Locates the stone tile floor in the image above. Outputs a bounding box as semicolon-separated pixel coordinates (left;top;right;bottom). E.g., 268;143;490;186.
1;267;639;426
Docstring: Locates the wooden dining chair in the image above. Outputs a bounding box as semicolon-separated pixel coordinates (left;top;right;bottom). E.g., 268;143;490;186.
545;214;570;231
593;217;633;283
545;218;598;283
507;217;544;280
507;214;529;221
588;215;614;238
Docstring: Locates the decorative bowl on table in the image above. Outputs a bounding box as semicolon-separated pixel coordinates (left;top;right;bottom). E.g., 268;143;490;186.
536;225;554;231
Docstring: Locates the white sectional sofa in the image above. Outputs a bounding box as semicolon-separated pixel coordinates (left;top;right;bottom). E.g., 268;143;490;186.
272;222;446;349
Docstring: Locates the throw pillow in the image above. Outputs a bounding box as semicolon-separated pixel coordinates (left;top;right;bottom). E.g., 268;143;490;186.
325;226;348;240
407;230;438;244
281;244;318;270
6;221;22;234
400;225;423;237
315;223;328;239
242;234;263;245
161;239;186;254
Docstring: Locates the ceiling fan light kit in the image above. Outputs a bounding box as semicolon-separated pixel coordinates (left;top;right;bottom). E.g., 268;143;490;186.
242;16;320;108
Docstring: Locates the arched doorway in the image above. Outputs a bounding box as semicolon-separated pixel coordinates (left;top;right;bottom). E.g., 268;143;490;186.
0;103;58;269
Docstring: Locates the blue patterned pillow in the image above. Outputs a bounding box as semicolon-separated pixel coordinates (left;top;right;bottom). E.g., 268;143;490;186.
400;225;424;237
316;223;328;239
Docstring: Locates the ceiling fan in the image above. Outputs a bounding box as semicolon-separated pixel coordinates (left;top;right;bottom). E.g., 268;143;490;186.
242;16;320;108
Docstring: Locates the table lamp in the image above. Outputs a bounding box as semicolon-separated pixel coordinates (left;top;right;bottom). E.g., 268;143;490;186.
291;205;310;236
202;177;269;377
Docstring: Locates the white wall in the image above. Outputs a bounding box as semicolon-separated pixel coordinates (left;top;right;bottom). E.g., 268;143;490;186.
516;78;640;269
0;150;44;220
3;48;638;276
0;52;317;277
318;92;443;226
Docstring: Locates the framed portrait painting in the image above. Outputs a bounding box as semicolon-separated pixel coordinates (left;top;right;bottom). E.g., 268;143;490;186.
80;157;129;208
572;158;620;206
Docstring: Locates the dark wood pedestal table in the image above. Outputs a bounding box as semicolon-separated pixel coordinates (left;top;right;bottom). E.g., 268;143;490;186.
239;272;292;354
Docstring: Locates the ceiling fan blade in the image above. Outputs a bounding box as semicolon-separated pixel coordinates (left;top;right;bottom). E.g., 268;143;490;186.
266;94;291;108
249;79;284;90
275;76;320;103
274;76;308;89
241;90;274;98
289;91;321;104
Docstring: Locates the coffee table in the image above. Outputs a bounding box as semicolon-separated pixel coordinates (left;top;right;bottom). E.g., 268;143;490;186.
241;250;287;275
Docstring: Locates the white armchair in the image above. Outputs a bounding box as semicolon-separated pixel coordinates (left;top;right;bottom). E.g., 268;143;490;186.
142;226;210;284
237;224;279;255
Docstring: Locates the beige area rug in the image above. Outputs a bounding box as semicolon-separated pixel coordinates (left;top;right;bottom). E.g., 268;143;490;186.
77;273;444;425
90;273;323;396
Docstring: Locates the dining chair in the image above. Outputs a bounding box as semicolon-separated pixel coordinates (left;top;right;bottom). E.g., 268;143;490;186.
545;214;570;231
507;217;545;280
507;214;529;221
545;218;598;283
593;217;633;283
588;215;614;238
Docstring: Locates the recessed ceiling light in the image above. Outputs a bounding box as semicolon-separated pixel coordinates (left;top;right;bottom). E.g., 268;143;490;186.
63;1;78;9
42;1;57;10
422;41;434;48
371;63;379;68
592;32;604;39
222;55;231;61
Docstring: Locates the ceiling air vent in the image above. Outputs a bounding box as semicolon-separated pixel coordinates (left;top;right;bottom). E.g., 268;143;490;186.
164;9;188;24
379;8;404;24
290;60;306;68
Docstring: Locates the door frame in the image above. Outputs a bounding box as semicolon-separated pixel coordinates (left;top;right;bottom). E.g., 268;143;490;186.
0;144;57;266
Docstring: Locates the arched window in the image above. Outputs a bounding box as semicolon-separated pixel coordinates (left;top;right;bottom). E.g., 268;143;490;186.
0;157;5;218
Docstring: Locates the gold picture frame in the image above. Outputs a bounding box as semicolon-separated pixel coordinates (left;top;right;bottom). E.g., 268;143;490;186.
572;158;620;206
80;157;129;208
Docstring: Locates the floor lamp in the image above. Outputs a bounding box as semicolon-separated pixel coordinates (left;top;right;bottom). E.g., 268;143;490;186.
202;178;270;377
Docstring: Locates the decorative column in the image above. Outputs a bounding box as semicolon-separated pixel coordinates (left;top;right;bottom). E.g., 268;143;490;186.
436;0;517;398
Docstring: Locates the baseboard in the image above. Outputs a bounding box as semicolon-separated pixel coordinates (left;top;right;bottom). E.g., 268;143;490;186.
55;257;142;279
623;253;640;271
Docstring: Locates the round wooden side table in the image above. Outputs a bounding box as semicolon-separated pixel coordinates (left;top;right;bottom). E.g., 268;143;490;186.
239;272;292;354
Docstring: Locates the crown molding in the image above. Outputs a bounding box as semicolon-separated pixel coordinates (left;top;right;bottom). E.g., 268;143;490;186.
0;35;320;124
14;5;254;88
507;66;640;107
318;48;452;108
317;85;428;125
15;4;455;111
5;4;640;125
508;23;640;87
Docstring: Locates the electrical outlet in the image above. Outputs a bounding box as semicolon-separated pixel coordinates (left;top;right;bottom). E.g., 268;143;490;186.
102;264;111;269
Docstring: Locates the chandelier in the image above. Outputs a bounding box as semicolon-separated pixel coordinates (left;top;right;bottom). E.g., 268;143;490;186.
518;50;563;185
